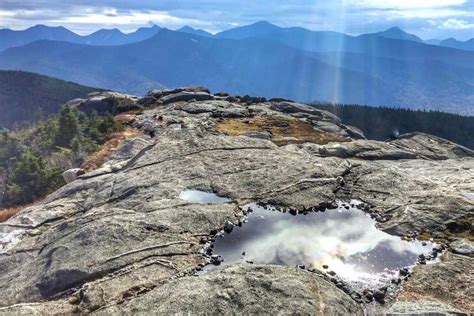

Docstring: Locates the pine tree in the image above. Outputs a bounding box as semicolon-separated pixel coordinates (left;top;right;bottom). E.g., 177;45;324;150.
55;106;80;148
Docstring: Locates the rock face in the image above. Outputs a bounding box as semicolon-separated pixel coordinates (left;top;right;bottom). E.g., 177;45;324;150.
0;87;472;314
67;91;140;115
100;264;363;315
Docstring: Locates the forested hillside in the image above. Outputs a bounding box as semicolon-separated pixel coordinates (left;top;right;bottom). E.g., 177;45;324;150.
311;103;474;149
0;106;123;209
0;70;101;128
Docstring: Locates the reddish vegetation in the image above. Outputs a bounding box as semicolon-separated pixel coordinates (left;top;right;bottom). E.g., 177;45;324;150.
114;112;139;124
0;204;31;223
216;116;350;146
81;127;143;171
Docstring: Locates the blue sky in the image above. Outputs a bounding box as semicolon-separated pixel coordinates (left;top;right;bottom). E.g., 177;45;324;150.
0;0;473;40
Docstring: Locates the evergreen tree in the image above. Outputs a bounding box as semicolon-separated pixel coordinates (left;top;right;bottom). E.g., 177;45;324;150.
55;106;80;148
3;151;62;206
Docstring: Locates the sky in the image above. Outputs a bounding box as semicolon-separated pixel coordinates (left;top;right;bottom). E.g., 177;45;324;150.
0;0;473;40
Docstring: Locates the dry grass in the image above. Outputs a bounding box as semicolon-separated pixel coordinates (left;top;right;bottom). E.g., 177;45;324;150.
0;203;32;223
216;116;350;146
81;127;144;172
114;112;139;124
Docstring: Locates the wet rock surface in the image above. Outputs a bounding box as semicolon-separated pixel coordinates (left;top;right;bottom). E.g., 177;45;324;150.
0;87;472;314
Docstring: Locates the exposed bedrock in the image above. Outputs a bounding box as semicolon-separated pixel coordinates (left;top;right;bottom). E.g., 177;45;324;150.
0;87;472;314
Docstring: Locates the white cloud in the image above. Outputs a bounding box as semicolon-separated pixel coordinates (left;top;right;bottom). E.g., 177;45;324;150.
438;18;474;29
349;0;467;9
1;0;473;39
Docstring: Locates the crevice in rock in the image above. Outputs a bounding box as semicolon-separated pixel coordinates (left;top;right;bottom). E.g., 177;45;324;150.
125;146;273;173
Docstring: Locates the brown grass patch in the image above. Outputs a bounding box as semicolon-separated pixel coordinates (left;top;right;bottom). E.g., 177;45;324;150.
81;127;144;172
216;116;350;146
0;203;32;223
115;112;138;124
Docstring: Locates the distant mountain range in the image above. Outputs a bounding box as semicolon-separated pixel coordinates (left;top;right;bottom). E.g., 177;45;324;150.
0;24;162;51
0;22;473;115
0;70;100;128
1;22;473;52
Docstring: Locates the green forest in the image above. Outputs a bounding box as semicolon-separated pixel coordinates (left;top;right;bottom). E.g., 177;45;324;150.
0;106;122;208
311;103;474;149
0;70;100;128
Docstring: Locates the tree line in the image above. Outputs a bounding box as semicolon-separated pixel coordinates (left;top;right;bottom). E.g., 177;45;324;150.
310;102;474;149
0;106;122;208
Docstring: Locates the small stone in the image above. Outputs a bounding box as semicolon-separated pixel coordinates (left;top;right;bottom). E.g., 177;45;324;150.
327;271;337;276
373;289;386;302
289;209;298;216
322;265;329;269
365;291;374;300
399;267;410;276
68;295;81;305
223;221;234;234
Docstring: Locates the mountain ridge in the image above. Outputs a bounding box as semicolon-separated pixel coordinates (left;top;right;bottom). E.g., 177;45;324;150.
1;28;472;115
0;70;102;128
2;22;473;52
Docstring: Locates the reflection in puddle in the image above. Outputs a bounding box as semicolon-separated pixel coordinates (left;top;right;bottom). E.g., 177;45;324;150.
179;190;231;204
207;203;436;289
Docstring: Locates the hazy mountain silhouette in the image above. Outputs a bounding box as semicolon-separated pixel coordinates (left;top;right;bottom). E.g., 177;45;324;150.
177;26;213;37
0;24;162;51
0;25;472;114
439;38;474;51
367;27;423;43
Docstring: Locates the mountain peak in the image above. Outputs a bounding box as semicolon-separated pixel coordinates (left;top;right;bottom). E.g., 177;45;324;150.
250;20;279;29
176;26;212;37
178;25;195;31
371;26;422;42
385;26;404;33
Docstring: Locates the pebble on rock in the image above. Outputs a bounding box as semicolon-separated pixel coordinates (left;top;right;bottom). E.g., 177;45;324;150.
223;221;234;234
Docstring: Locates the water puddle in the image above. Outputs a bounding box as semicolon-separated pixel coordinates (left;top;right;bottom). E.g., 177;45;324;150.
202;202;439;294
179;190;231;204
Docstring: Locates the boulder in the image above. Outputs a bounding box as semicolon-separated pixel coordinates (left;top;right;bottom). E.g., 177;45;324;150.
62;168;85;184
149;86;210;99
161;91;214;104
390;132;474;160
450;239;474;256
137;96;158;107
74;92;140;115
